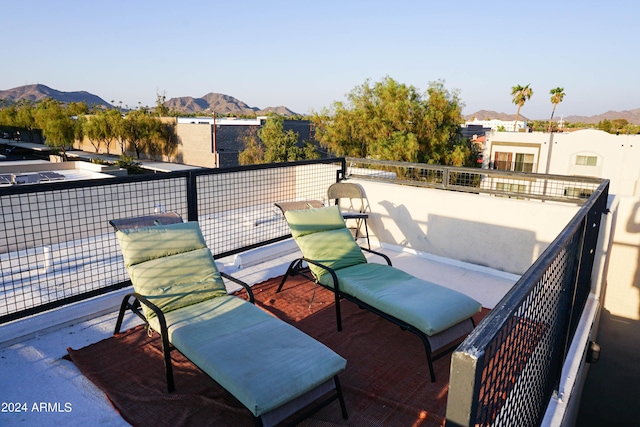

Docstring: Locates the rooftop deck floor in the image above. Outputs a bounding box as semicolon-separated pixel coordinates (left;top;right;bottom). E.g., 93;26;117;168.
0;243;517;427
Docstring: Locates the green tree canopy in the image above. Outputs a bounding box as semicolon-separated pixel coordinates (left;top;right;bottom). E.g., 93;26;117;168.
34;99;76;159
238;115;320;165
311;77;474;166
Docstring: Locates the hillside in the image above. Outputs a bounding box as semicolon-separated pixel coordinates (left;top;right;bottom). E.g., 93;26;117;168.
563;109;640;124
0;84;298;116
164;92;298;116
467;108;640;124
0;84;112;108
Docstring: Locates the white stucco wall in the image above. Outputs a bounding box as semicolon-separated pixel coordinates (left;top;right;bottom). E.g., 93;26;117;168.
352;179;580;275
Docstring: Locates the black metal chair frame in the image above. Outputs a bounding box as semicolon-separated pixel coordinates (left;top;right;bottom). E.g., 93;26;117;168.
110;213;348;426
277;249;476;383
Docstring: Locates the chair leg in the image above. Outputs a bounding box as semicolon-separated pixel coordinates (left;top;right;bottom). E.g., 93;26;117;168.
277;259;302;293
334;290;343;332
362;218;370;249
334;376;349;420
114;297;130;334
420;336;436;382
160;331;175;392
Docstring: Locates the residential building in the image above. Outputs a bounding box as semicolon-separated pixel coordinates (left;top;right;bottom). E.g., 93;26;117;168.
482;129;640;419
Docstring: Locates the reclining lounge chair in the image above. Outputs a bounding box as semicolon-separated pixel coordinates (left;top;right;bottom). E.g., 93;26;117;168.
277;206;482;382
111;213;348;427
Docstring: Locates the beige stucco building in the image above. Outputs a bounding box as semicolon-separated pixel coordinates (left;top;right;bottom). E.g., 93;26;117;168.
484;128;640;321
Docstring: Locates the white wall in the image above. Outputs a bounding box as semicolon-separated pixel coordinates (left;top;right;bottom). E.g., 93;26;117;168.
352;179;579;275
604;196;640;320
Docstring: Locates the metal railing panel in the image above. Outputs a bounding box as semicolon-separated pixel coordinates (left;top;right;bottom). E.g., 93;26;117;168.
0;160;344;323
345;157;602;204
0;174;190;323
194;159;344;259
446;179;609;427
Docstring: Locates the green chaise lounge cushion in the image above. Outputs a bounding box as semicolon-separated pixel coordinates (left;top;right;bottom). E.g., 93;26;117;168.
116;222;228;319
285;206;366;279
318;263;481;336
148;294;347;417
116;221;208;267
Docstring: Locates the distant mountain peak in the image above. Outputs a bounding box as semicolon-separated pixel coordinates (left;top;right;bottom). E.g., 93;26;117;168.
164;92;298;116
0;84;112;108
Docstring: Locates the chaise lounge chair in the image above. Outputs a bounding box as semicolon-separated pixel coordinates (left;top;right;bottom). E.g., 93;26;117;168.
110;213;348;427
277;205;482;382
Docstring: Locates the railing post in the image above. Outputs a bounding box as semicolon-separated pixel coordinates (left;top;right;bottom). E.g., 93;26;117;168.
446;350;482;426
187;171;198;222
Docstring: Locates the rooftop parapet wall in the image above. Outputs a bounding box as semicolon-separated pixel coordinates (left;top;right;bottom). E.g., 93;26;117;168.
355;179;579;275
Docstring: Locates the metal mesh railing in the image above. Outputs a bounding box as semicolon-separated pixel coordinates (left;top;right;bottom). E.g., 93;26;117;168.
194;160;343;259
446;179;609;426
0;159;344;323
345;157;602;204
0;174;189;322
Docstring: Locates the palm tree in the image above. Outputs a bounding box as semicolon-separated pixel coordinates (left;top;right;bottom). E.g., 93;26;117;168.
511;84;533;132
548;87;565;132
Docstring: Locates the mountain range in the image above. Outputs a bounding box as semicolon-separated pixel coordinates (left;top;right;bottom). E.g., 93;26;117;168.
466;109;640;125
1;84;639;124
0;84;297;116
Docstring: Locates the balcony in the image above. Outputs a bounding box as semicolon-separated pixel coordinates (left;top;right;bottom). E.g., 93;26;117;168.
0;158;615;426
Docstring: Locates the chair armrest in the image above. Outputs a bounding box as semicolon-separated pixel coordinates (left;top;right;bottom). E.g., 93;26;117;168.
115;292;170;336
341;212;368;219
301;257;341;294
220;272;255;303
361;247;392;266
114;292;176;392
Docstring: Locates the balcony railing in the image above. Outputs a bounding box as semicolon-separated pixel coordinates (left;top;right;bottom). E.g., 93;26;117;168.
0;158;344;323
345;157;601;204
446;179;609;426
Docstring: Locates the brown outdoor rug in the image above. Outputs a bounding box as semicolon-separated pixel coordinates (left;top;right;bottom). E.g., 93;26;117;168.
67;273;488;427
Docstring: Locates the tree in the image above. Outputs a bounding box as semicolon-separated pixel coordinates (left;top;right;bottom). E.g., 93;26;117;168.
14;100;38;142
120;110;168;159
106;109;127;154
35;99;76;160
548;87;565;132
597;119;612;133
312;77;473;166
122;110;145;158
511;84;533;131
238;115;319;165
84;113;107;153
260;115;304;163
238;127;264;165
155;91;170;117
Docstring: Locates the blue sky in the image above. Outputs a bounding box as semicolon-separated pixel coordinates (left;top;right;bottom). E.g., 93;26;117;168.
4;0;639;119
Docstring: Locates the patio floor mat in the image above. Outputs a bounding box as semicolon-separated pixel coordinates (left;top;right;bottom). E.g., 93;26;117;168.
67;273;488;427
